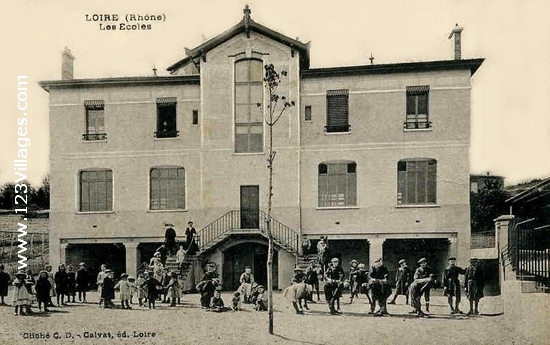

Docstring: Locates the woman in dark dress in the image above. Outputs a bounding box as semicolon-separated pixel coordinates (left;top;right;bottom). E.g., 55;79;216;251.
0;264;11;305
185;221;198;255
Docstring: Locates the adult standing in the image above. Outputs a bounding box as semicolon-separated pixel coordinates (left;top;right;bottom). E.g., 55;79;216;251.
413;258;433;313
317;237;330;277
185;221;198;255
154;244;169;267
465;258;485;315
388;259;412;305
75;262;90;303
197;263;218;308
0;264;11;305
96;264;108;306
164;226;177;256
443;257;466;314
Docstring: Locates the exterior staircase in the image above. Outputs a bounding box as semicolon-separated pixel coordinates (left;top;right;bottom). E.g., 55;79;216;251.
196;210;299;256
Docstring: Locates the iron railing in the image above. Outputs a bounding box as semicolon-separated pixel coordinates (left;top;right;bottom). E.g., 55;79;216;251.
504;217;550;290
197;210;299;254
82;133;107;140
324;124;351;133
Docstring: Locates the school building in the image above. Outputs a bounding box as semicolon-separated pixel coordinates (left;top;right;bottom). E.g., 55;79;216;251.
39;6;483;290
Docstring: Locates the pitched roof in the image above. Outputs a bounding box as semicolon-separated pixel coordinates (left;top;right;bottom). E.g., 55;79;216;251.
166;6;310;73
39;75;199;92
301;59;484;78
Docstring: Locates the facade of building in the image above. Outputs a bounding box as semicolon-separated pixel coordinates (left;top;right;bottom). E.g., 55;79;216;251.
470;173;504;193
40;7;483;289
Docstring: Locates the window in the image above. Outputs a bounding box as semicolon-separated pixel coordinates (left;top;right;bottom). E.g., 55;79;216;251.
83;100;106;140
192;109;199;126
235;59;263;153
318;161;357;207
405;86;430;129
397;159;437;205
156;97;178;138
305;105;312;121
325;89;350;133
79;169;112;212
150;167;185;210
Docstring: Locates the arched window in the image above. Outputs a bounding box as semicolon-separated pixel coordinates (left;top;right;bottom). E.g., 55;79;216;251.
150;167;185;210
235;59;264;153
79;169;112;212
397;158;437;205
318;161;357;207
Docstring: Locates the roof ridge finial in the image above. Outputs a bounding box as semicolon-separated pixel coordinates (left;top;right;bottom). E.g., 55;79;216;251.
243;4;251;38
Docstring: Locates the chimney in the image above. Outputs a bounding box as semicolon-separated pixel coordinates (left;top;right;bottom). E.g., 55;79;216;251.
61;47;75;80
448;24;463;60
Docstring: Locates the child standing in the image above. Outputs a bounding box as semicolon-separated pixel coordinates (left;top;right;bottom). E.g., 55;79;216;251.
115;273;131;309
12;270;31;316
101;269;116;308
141;272;162;309
66;264;77;303
24;269;36;312
35;271;52;313
176;245;187;275
0;264;11;305
54;264;68;306
96;264;107;306
136;272;146;307
75;262;90;303
128;276;137;305
45;264;56;307
167;272;181;306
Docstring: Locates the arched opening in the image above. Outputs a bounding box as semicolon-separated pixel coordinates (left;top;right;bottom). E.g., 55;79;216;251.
222;242;278;290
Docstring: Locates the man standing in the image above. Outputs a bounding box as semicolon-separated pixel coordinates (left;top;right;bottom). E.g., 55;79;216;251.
443;257;466;314
388;259;412;305
185;221;198;255
324;257;345;315
368;258;391;315
413;258;433;313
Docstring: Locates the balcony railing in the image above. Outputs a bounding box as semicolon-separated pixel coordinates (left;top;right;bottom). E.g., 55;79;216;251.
324;124;351;133
82;133;107;141
154;130;179;138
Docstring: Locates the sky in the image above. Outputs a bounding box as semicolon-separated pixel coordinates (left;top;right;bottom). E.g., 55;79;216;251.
1;0;549;187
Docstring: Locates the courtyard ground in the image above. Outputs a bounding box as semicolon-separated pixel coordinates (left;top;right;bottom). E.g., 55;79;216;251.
0;290;547;345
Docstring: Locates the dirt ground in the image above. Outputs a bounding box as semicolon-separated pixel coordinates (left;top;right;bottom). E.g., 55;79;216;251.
0;290;543;345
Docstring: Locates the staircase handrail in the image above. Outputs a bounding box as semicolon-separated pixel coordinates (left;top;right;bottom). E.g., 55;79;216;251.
259;211;299;253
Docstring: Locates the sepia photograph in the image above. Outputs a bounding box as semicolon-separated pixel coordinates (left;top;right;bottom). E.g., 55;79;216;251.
0;0;549;344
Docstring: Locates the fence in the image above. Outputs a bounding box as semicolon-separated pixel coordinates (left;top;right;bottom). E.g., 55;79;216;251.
0;230;49;275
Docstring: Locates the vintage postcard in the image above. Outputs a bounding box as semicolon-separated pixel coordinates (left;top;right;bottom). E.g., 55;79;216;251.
0;0;549;344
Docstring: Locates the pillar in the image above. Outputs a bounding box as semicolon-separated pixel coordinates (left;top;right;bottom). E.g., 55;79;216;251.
278;250;295;288
368;237;385;267
59;243;68;265
448;236;458;258
124;242;140;278
494;215;515;286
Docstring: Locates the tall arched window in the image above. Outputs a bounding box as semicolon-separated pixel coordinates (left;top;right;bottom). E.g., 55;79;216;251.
150;166;185;210
318;161;357;207
79;169;113;212
235;59;264;153
397;158;437;205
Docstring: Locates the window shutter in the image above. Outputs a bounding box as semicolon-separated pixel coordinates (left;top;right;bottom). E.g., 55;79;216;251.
326;89;349;127
156;97;177;104
406;85;429;95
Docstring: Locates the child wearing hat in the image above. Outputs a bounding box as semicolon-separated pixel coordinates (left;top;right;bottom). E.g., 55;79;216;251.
141;271;163;309
388;259;412;305
66;264;77;303
0;264;11;305
115;273;131;309
136;272;146;307
12;270;31;316
413;258;433;313
101;269;116;309
349;259;360;302
254;285;267;311
292;266;305;284
443;257;466;314
324;257;345;315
